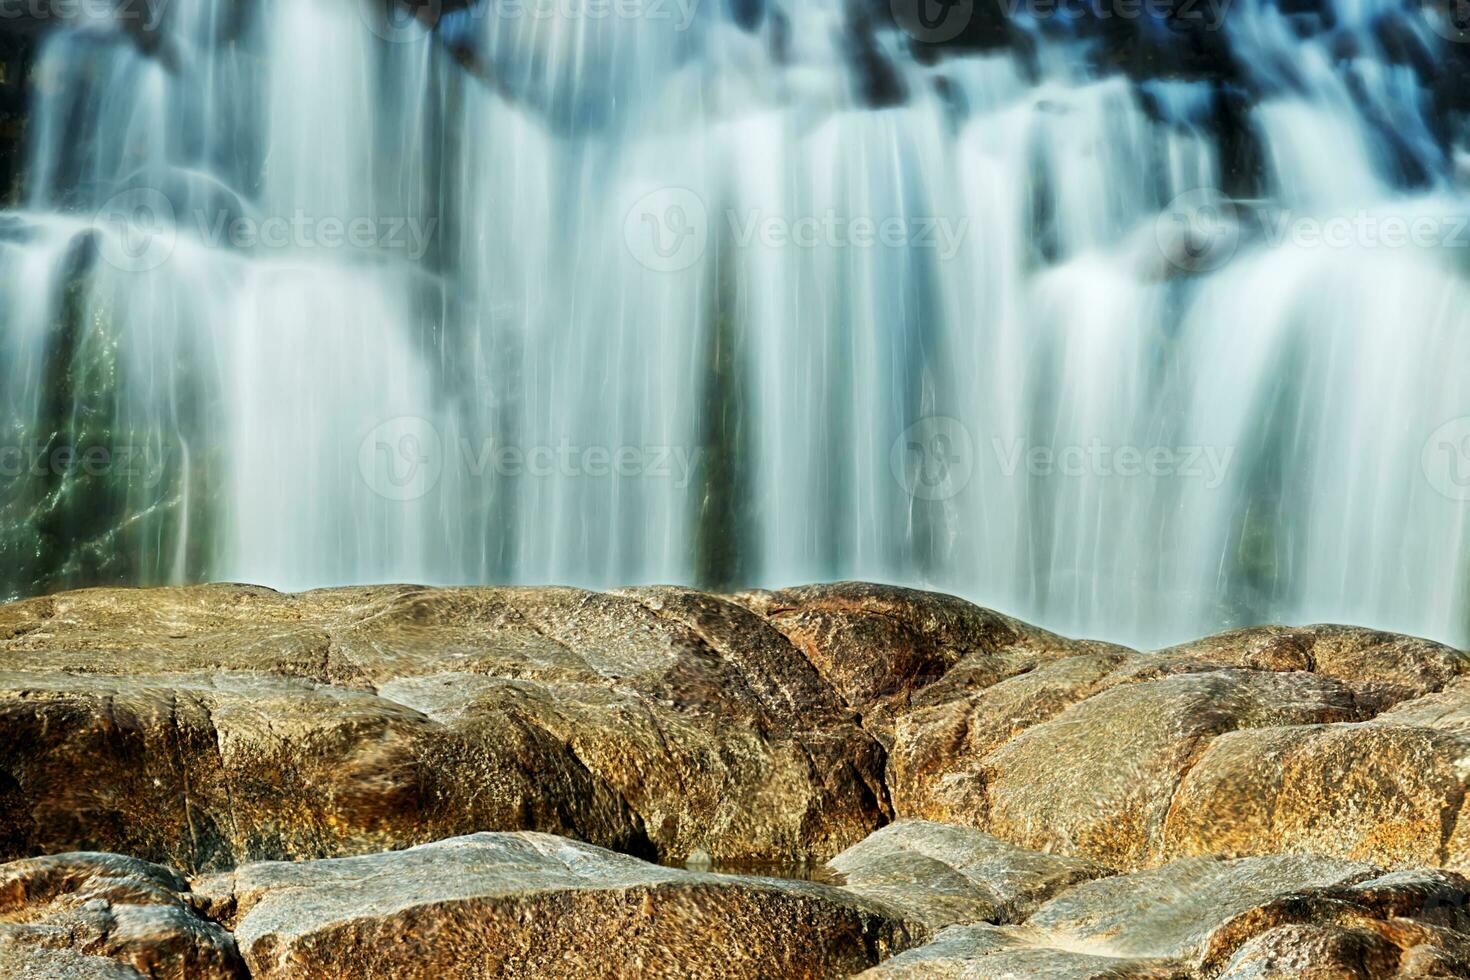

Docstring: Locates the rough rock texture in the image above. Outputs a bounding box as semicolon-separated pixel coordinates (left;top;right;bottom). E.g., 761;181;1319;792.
733;582;1131;743
859;923;1191;978
216;832;914;979
1162;719;1470;871
876;615;1468;872
827;819;1110;928
865;856;1470;978
0;852;243;978
0;584;889;872
3;582;1470;976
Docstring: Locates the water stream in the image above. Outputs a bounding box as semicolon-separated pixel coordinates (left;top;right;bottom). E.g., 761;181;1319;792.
1;0;1468;649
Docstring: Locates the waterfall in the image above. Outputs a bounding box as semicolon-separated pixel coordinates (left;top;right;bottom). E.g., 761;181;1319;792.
1;0;1468;649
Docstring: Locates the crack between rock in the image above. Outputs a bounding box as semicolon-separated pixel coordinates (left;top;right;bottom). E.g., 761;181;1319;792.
167;692;202;872
198;697;242;863
618;593;891;835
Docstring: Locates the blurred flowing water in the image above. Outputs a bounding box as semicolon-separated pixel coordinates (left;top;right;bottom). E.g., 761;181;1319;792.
1;0;1468;649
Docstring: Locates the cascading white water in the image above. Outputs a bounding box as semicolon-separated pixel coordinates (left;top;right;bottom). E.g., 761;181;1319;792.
1;0;1468;649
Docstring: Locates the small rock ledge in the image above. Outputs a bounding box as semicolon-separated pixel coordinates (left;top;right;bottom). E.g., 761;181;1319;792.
1;582;1468;977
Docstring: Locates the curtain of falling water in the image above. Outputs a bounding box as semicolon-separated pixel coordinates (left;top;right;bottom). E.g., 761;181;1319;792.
0;0;1468;651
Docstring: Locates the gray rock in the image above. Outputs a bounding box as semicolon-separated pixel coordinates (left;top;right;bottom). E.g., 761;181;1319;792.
221;832;916;979
828;820;1111;928
0;852;243;979
857;923;1190;978
1026;855;1376;968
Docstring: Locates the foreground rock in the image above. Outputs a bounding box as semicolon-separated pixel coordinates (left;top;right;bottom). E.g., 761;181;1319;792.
0;584;889;872
2;582;1469;882
882;620;1469;872
8;827;1470;978
0;852;242;978
213;832;914;978
827;819;1110;929
865;853;1470;978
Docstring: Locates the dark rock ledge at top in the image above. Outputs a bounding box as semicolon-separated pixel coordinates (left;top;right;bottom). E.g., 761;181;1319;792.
1;581;1469;976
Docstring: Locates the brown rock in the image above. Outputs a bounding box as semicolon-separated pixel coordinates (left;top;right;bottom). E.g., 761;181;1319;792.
1027;856;1470;975
737;581;1129;741
1157;625;1467;703
884;620;1464;838
224;832;916;979
0;584;887;871
0;852;242;978
1163;720;1470;869
887;651;1131;823
1026;855;1376;968
979;670;1373;869
828;819;1111;929
860;856;1470;979
1217;924;1406;978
